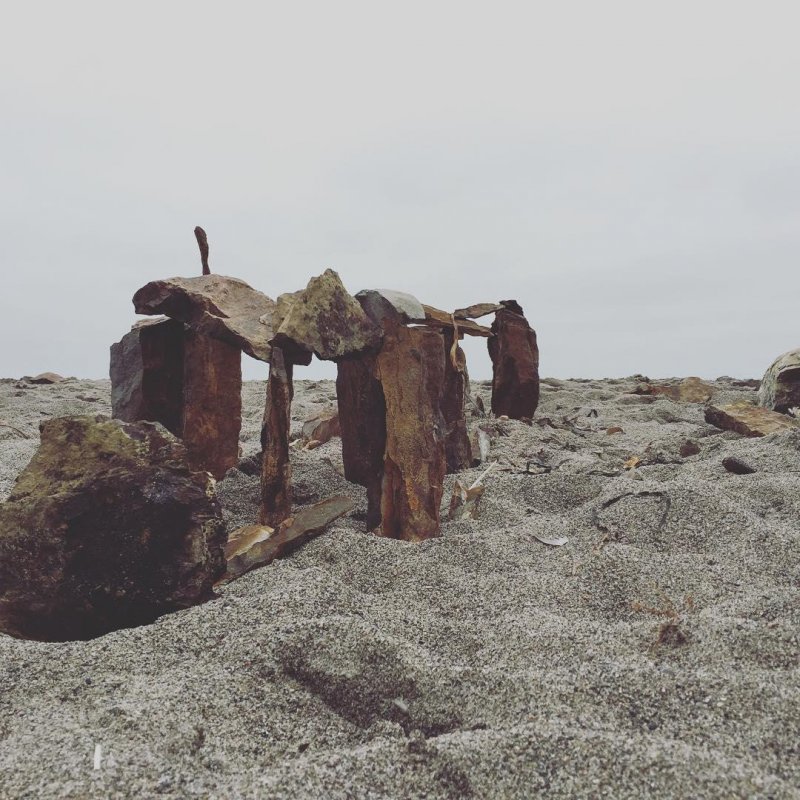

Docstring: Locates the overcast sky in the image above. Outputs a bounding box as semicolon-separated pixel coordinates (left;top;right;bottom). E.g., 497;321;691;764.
1;1;798;381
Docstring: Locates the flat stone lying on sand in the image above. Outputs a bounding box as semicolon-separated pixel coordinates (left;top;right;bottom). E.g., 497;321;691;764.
133;274;277;362
633;377;716;403
273;269;382;361
758;348;800;414
705;402;799;437
488;300;540;419
222;495;354;583
0;416;225;641
110;318;242;479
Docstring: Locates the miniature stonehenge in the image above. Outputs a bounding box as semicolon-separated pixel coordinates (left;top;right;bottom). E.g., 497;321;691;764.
109;241;540;542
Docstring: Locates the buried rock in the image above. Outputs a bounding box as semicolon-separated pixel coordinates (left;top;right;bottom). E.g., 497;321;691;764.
704;402;799;437
0;416;225;641
301;410;341;445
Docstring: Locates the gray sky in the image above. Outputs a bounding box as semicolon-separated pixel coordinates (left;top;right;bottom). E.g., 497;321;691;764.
1;1;798;381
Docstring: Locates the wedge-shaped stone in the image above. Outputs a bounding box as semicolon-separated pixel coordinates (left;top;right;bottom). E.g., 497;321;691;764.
758;349;800;414
273;269;382;361
453;302;504;320
301;410;340;445
0;416;225;641
355;289;426;324
221;496;355;583
422;305;492;337
488;301;540;419
705;402;799;437
133;274;277;362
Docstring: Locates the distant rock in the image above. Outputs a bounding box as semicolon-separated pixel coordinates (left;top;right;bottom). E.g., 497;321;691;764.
0;416;225;641
488;301;540;419
679;439;701;458
722;456;757;475
23;372;66;384
758;349;800;414
133;274;277;362
632;377;715;403
705;402;799;437
273;269;382;361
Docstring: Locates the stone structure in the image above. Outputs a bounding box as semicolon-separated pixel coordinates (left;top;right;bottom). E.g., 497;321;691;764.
0;416;225;641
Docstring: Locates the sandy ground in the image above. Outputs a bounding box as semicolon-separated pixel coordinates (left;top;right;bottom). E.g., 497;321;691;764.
0;375;798;799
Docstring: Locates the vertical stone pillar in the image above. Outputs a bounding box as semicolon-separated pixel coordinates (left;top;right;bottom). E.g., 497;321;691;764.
110;319;242;479
260;346;294;527
182;331;242;479
336;354;386;530
376;326;447;541
442;329;471;473
488;301;540;420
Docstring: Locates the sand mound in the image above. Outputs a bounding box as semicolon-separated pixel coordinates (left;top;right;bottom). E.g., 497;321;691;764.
0;376;797;798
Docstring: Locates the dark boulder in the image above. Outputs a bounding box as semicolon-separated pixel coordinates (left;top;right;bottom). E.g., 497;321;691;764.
0;416;226;641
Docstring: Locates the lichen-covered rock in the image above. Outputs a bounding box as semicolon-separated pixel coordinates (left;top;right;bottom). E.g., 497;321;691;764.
488;301;540;419
758;348;800;414
133;274;277;362
273;269;382;361
0;416;225;641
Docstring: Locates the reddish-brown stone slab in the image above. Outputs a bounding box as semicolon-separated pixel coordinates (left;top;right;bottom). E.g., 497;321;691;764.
376;326;447;541
705;402;799;437
488;302;540;419
260;347;294;527
182;330;242;479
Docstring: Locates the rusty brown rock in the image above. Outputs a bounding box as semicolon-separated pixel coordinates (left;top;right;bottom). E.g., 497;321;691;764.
273;269;382;361
0;416;225;641
488;301;540;419
111;319;242;479
632;377;715;403
453;302;504;320
376;325;447;541
181;330;242;479
704;402;799;437
442;330;471;473
336;354;386;530
260;347;294;527
301;410;341;445
422;304;492;337
133;274;277;362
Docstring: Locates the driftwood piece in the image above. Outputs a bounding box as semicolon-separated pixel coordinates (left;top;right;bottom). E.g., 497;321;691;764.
260;347;294;527
220;496;355;583
421;305;492;337
376;325;447;541
453;302;504;320
336;354;386;530
442;329;471;473
488;301;540;419
194;226;210;275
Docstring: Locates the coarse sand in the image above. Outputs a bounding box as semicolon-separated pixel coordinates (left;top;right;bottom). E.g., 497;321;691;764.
0;375;798;799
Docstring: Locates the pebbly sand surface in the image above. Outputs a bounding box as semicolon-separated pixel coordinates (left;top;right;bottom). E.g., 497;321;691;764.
0;375;798;799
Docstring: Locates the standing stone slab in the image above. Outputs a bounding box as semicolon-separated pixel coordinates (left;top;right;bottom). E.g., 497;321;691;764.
376;326;447;541
336;354;386;530
0;416;225;641
110;320;242;479
260;347;294;527
182;330;242;479
488;301;540;420
758;348;800;414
